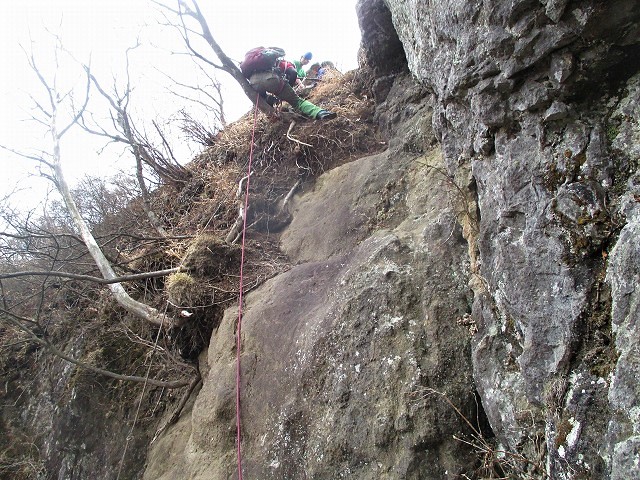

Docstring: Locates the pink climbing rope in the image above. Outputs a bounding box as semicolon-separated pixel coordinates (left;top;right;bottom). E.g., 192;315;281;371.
235;93;261;480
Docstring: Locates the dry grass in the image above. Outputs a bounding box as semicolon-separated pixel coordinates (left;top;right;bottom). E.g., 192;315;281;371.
190;69;382;174
149;69;383;305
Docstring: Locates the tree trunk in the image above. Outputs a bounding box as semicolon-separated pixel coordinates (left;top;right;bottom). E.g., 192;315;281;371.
183;0;276;115
50;109;178;328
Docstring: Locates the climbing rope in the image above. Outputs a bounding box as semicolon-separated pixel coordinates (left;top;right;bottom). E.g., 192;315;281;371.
235;93;261;480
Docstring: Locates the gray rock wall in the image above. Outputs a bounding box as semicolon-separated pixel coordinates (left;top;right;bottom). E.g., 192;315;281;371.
606;73;640;479
362;0;640;477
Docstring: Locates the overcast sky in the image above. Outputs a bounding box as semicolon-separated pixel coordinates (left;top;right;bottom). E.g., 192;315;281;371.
0;0;362;206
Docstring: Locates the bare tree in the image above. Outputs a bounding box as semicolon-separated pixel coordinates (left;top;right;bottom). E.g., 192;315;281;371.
1;43;182;329
82;66;192;189
84;71;170;238
156;0;276;116
177;108;220;146
0;203;198;410
160;60;228;128
70;43;192;237
0;22;216;476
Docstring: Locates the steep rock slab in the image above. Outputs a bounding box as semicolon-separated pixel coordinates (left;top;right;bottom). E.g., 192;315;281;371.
145;78;481;477
182;147;476;479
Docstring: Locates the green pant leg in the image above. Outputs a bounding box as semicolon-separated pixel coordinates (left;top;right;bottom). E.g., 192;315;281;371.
294;99;322;119
276;83;323;119
250;71;323;119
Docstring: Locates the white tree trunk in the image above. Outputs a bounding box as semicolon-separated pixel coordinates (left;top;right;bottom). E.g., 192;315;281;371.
51;110;174;328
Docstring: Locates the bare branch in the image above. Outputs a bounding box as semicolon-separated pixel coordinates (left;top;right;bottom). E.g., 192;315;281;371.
280;179;302;212
158;0;275;116
151;373;202;443
59;67;91;137
84;65;187;236
157;61;227;126
1;311;191;388
0;267;182;284
286;121;313;147
18;43;182;328
0;144;55;169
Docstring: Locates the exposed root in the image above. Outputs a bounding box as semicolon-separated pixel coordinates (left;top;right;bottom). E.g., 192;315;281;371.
286;121;313;148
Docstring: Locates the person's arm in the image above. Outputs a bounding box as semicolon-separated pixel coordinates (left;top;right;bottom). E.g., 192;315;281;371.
284;67;298;87
293;60;307;79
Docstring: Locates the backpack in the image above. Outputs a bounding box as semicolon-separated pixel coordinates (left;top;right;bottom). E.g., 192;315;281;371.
240;47;284;78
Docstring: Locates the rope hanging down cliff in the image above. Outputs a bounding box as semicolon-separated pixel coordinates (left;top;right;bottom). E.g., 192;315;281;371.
235;93;261;480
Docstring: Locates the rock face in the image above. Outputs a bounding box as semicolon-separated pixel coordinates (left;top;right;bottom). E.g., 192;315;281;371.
358;0;639;478
146;78;482;479
605;74;640;479
145;0;640;478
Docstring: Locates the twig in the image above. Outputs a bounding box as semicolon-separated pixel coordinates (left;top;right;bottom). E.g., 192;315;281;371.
286;121;313;147
421;387;545;477
236;171;253;198
151;373;202;444
280;179;302;212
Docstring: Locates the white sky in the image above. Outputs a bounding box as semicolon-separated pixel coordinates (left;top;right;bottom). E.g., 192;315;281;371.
0;0;362;206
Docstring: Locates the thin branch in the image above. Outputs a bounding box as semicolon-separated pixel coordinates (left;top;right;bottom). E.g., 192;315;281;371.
0;308;41;326
59;68;91;137
286;121;313;147
280;179;302;212
2;313;190;388
151;373;202;443
0;267;183;284
0;144;55;169
157;0;275;115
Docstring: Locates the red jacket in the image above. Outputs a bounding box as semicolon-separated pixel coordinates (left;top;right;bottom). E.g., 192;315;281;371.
278;60;298;87
278;60;296;72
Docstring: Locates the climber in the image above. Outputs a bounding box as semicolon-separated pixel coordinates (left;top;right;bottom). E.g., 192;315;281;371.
297;63;321;91
293;52;313;81
307;63;321;79
304;61;338;88
318;61;337;80
240;47;337;121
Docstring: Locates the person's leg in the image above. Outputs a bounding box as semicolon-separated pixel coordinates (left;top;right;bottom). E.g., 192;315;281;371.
250;71;331;120
276;83;323;119
248;71;271;96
